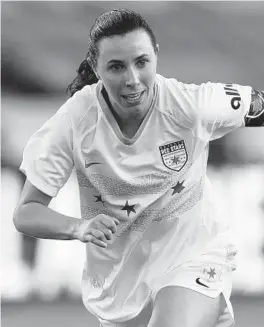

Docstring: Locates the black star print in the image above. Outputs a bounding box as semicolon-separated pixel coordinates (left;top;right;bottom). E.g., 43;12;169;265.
171;181;185;195
207;268;216;279
94;195;105;204
121;200;136;217
171;156;180;165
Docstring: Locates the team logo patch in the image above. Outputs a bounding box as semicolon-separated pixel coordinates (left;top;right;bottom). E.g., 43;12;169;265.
89;275;105;288
202;264;223;283
159;140;188;171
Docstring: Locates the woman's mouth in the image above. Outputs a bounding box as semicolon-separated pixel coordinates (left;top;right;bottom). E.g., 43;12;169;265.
121;91;145;104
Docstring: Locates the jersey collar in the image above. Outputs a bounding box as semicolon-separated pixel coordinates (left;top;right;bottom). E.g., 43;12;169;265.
96;80;158;146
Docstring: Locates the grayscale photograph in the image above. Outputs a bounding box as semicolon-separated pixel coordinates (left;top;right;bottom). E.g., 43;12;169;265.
1;1;264;327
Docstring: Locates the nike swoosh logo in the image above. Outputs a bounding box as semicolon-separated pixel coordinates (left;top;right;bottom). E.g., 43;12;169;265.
196;278;209;288
85;162;102;168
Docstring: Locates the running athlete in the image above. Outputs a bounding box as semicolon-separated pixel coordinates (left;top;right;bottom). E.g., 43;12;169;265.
13;9;264;327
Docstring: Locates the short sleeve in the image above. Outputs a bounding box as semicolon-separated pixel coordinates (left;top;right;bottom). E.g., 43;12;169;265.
171;80;252;141
20;107;74;197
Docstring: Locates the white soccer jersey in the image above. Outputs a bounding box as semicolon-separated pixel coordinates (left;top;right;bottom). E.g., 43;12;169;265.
20;74;252;322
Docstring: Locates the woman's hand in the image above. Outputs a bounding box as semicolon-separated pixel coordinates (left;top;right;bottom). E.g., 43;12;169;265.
74;214;120;248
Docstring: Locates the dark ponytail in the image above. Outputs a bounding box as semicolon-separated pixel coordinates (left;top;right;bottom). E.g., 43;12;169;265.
67;8;158;97
67;58;98;97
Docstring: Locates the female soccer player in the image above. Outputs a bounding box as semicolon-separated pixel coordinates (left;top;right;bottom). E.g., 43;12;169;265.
14;8;264;327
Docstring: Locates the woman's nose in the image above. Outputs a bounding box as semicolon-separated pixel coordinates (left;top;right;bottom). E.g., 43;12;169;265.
125;68;140;88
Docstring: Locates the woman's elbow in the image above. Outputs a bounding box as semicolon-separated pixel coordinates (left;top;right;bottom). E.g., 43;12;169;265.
13;205;27;233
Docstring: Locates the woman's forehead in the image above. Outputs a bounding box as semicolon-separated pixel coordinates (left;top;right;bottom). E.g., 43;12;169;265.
97;29;154;62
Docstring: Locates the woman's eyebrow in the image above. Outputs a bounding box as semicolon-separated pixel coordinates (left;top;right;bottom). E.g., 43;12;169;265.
135;54;149;60
107;54;149;65
107;59;124;64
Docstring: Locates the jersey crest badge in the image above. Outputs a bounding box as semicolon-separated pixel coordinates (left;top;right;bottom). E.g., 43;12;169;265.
159;140;188;171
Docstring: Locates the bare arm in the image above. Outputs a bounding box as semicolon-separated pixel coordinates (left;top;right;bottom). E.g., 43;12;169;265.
244;89;264;126
13;179;120;247
13;179;81;240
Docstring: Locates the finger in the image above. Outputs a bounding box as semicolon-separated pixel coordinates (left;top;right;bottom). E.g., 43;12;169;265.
91;229;108;243
113;218;120;225
100;221;117;234
83;234;107;248
92;238;108;248
100;214;120;225
94;223;113;240
100;226;113;240
100;216;120;233
90;237;108;248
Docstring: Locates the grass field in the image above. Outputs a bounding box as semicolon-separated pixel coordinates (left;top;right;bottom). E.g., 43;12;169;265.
2;295;264;327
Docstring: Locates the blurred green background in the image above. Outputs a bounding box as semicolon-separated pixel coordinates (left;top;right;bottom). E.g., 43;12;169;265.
1;2;264;327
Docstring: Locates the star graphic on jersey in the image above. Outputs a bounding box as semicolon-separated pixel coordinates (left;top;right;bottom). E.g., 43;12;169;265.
171;180;185;195
207;268;216;279
171;156;180;165
94;195;105;204
121;201;136;217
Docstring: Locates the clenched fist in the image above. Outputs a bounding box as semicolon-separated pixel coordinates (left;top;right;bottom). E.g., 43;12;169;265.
74;214;120;248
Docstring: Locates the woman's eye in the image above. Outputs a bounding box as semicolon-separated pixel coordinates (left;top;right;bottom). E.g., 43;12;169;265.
110;64;124;72
137;60;148;68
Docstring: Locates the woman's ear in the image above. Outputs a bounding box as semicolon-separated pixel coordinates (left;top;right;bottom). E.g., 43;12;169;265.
156;43;160;53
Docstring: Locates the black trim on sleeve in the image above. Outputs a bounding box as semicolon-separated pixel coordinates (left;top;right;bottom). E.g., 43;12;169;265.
245;89;264;126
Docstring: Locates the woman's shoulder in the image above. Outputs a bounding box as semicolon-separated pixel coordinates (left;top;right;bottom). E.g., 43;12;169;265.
59;83;100;124
155;74;190;106
155;74;203;122
156;74;201;93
